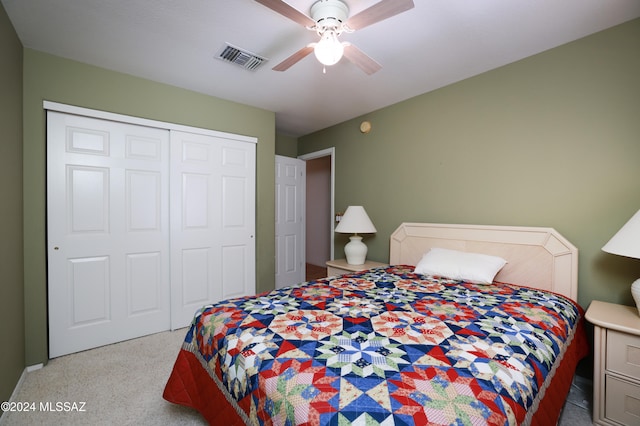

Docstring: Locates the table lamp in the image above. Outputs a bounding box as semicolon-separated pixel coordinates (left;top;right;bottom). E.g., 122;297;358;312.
602;208;640;315
334;206;377;265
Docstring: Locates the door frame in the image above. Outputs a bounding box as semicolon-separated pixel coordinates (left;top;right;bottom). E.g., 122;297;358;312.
299;148;335;261
43;101;257;144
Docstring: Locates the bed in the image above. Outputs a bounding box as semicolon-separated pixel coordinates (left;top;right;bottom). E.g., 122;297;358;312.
163;223;588;425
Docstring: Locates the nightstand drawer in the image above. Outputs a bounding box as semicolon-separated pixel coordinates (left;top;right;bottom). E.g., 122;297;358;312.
607;330;640;378
326;259;388;278
587;301;640;425
327;266;350;276
605;375;640;424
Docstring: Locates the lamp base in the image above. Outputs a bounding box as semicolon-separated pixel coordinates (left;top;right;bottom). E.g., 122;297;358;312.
344;235;367;265
632;278;640;316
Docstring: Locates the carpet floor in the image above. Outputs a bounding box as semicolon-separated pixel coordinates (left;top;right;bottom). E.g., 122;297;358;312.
1;328;592;425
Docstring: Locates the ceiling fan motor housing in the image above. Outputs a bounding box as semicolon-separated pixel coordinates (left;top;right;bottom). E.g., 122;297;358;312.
311;0;349;31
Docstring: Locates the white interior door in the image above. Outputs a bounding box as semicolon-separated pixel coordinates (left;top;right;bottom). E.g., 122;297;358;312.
170;131;256;328
275;155;305;289
47;111;170;357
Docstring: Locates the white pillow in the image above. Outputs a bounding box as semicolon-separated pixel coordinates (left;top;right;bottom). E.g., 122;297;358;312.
414;248;507;284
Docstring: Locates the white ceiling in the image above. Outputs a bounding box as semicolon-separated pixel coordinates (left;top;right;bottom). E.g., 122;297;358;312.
3;0;639;137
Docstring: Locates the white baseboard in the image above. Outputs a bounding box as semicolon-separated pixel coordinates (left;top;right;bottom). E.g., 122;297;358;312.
0;364;43;425
26;363;43;373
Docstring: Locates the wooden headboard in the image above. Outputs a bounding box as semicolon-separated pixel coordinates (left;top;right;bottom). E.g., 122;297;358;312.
389;223;578;300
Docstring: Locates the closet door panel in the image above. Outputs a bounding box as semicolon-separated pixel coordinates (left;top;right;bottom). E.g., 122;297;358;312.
126;251;162;315
170;131;255;329
48;111;170;358
170;132;221;328
220;144;256;300
181;247;212;305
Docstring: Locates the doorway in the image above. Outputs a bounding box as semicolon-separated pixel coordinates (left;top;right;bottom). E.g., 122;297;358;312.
299;148;335;280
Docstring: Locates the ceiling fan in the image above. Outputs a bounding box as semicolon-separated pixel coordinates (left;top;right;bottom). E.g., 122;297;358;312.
255;0;415;74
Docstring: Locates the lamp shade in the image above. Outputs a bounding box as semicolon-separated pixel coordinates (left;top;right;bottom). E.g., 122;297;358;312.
602;209;640;259
335;206;376;234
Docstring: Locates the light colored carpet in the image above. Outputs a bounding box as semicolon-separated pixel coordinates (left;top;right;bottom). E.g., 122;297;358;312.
0;328;206;426
1;329;592;425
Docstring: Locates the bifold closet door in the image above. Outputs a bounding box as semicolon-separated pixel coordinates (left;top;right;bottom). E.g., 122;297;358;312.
47;111;171;358
169;131;256;329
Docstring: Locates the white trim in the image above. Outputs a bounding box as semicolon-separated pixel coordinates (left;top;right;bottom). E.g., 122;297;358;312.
0;366;29;425
42;101;258;144
299;147;335;261
26;363;43;372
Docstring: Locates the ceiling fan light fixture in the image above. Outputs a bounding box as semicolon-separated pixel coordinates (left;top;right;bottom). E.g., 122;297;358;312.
262;0;415;74
314;30;344;66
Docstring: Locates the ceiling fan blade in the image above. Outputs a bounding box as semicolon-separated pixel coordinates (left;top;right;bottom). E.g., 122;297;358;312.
346;0;415;31
272;45;315;71
254;0;316;27
343;44;382;75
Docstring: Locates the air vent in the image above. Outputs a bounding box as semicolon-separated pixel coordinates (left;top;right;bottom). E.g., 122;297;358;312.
216;43;268;71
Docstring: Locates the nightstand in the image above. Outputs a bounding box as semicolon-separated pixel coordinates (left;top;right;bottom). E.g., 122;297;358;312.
325;259;388;277
586;300;640;425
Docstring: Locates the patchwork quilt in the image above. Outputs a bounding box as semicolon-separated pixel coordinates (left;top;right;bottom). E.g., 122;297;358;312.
164;265;588;425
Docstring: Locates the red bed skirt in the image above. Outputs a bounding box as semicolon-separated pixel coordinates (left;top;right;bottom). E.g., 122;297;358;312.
163;319;589;425
529;318;589;426
163;345;247;425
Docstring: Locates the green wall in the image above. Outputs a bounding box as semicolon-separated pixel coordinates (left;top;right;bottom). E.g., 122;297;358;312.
275;133;298;157
0;3;25;403
23;50;276;366
300;18;640;310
